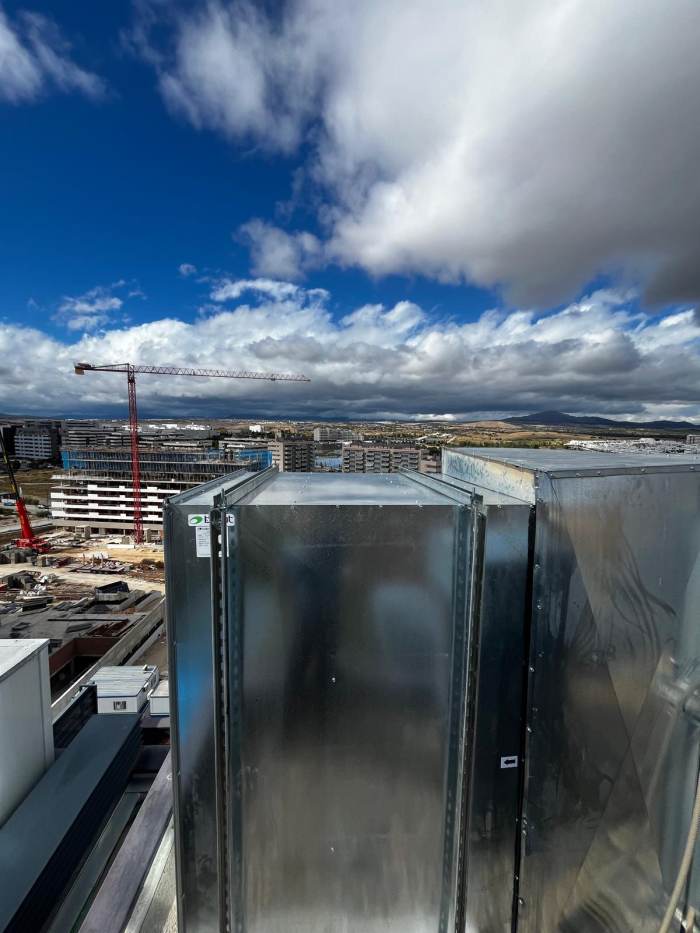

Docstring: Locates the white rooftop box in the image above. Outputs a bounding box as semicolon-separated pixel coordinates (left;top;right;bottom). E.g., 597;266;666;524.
90;665;159;715
148;680;169;717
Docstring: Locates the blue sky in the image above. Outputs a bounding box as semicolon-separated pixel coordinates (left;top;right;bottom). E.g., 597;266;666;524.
1;0;699;420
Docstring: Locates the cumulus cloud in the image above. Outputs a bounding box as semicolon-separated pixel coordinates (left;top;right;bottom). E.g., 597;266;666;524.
0;7;105;103
55;281;143;332
210;276;329;305
238;220;321;280
178;263;197;277
139;0;700;305
3;286;700;420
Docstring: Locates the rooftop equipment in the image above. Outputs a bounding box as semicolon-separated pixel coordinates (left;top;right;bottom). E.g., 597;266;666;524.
148;679;169;717
74;361;310;543
164;452;700;932
165;468;530;932
89;664;159;714
0;639;54;827
0;713;140;933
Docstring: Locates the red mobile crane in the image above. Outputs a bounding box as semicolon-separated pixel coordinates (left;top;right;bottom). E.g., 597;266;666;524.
0;431;50;552
74;362;310;543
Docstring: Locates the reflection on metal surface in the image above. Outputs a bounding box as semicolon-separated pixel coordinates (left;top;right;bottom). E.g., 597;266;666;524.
462;502;531;933
167;470;530;933
226;501;466;933
445;449;700;933
164;471;257;933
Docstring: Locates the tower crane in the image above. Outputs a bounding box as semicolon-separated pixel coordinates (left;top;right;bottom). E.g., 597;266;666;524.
74;362;310;543
0;431;50;552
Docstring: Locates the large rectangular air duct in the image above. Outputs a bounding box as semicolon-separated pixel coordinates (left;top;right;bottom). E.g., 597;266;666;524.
165;452;700;932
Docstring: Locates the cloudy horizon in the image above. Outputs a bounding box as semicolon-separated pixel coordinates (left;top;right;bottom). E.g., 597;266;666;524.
1;1;699;420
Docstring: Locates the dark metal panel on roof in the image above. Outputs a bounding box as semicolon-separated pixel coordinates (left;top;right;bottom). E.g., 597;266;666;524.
0;713;140;933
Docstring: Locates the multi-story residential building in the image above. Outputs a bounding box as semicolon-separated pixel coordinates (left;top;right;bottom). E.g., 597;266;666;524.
313;426;360;442
342;445;422;473
51;447;250;536
14;424;60;462
687;434;700;445
59;420;214;450
267;440;315;472
419;453;441;475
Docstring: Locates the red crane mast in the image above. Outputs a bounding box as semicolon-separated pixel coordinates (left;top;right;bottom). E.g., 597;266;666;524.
74;361;310;543
0;431;50;552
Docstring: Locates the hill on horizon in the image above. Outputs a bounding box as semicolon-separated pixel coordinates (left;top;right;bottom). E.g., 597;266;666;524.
506;410;700;431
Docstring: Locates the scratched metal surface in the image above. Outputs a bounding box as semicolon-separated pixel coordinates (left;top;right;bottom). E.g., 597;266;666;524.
518;468;700;933
225;499;471;933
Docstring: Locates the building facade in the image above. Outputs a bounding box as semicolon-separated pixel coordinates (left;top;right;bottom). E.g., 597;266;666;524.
15;424;60;462
51;448;248;535
341;445;422;473
59;420;214;450
267;440;315;472
313;426;360;442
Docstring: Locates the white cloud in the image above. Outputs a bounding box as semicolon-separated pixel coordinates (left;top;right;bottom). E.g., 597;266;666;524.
211;277;299;302
0;7;105;103
238;220;321;281
178;263;197;277
141;0;700;305
55;281;142;332
210;276;329;306
3;286;700;420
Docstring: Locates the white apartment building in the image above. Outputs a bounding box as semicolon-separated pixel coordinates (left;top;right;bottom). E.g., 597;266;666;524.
51;448;246;535
14;426;59;461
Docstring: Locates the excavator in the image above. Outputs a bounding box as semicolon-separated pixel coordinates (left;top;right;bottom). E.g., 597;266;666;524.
0;431;50;553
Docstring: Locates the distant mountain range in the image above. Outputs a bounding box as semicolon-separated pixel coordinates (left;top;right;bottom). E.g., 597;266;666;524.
506;410;700;431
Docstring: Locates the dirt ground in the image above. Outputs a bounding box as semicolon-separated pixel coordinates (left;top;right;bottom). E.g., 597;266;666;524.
0;466;58;505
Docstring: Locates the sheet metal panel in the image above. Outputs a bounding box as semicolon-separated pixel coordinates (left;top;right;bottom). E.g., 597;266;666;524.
164;470;258;933
518;469;700;933
224;496;472;933
463;501;532;933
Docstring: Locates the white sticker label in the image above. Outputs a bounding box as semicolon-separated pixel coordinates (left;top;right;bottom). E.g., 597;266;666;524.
500;755;518;769
188;514;210;526
226;514;236;526
195;525;211;557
